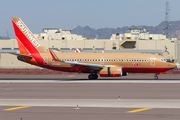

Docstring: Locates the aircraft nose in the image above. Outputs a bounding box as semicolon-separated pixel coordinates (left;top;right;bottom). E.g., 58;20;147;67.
175;63;180;68
168;63;177;68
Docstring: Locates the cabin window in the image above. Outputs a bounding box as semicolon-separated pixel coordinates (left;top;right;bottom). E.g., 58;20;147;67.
72;59;74;61
74;59;76;61
52;59;54;62
67;59;69;61
129;59;131;62
82;59;84;61
114;59;116;62
95;59;97;61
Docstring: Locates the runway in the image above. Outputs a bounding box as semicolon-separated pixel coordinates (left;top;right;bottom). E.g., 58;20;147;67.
1;74;180;120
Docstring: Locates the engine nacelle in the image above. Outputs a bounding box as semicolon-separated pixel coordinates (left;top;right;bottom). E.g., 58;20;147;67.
100;67;125;77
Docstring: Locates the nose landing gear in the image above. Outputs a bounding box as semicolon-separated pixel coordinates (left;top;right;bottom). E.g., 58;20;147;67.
154;74;158;80
88;73;98;80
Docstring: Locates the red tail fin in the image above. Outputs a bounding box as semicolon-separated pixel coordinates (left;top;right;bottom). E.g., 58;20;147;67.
12;17;49;66
11;17;47;54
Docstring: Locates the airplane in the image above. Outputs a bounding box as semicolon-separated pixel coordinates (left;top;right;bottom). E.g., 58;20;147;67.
11;17;178;80
75;48;80;53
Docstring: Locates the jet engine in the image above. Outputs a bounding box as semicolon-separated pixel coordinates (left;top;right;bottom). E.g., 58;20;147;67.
100;67;127;77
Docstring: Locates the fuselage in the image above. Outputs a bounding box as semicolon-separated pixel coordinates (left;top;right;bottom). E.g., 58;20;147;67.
22;51;177;74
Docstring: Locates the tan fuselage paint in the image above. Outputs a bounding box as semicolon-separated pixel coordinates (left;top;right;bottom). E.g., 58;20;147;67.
39;50;176;68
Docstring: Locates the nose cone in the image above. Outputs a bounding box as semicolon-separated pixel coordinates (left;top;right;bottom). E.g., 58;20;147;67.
168;63;177;68
176;63;180;68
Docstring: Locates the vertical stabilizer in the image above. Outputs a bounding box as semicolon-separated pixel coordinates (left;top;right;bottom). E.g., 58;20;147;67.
11;17;47;54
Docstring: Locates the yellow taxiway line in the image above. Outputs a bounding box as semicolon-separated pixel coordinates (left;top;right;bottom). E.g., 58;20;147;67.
4;106;31;111
127;108;152;113
68;75;74;77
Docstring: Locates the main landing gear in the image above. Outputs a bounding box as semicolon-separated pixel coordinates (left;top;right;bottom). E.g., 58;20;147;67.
88;73;98;80
154;74;158;80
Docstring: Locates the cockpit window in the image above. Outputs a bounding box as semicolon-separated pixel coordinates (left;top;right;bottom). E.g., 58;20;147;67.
160;59;171;62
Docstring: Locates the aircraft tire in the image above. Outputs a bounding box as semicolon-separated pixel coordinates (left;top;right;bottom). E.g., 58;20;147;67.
154;75;158;80
88;74;93;80
93;74;98;79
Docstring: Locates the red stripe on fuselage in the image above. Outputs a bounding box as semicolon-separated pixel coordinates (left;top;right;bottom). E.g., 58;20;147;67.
32;66;173;74
123;67;174;73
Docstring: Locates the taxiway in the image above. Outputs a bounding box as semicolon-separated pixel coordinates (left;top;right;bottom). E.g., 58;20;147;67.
0;74;180;120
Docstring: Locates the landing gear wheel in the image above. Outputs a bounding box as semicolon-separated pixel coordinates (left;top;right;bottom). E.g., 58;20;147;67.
93;74;98;79
154;75;158;80
88;74;93;79
88;73;98;80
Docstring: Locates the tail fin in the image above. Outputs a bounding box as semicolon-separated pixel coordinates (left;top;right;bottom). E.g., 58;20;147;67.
11;17;47;55
75;48;80;53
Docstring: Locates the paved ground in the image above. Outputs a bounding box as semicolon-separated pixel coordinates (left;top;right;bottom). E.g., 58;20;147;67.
1;106;180;120
0;73;180;80
1;74;180;120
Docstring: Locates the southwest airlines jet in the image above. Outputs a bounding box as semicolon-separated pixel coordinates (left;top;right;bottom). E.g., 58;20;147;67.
11;17;177;80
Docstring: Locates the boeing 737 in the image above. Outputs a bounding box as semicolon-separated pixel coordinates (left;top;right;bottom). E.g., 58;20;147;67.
11;17;177;80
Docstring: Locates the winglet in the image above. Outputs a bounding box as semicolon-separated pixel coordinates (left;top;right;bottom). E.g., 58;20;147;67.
75;48;80;53
49;48;59;61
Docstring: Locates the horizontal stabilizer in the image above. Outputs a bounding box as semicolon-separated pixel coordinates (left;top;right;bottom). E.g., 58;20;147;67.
10;53;32;58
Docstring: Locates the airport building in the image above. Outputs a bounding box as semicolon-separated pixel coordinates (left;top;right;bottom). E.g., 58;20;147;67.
0;28;180;68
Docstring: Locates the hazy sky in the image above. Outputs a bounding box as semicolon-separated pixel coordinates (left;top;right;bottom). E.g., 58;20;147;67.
1;0;180;38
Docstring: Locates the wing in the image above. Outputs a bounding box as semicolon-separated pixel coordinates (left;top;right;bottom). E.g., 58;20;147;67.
49;48;114;72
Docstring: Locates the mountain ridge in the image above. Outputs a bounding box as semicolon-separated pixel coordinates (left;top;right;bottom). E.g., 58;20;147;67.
71;21;180;39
